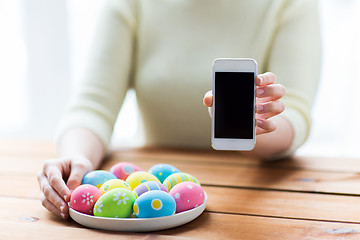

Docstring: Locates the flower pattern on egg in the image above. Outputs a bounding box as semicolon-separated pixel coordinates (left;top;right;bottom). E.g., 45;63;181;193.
81;192;94;206
94;200;103;214
113;192;129;205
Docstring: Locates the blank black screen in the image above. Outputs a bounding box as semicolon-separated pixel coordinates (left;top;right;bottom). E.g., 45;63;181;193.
214;72;254;139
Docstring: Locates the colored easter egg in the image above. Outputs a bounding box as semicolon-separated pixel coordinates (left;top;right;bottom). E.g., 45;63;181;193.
163;172;200;192
70;184;102;215
148;164;181;183
100;179;131;194
133;190;176;218
93;188;136;218
169;182;205;213
126;171;160;190
110;162;142;180
133;181;168;198
82;170;117;189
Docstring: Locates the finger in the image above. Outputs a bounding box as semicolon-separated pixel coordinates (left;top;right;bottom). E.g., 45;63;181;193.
256;118;276;135
39;175;69;218
207;106;213;118
40;192;68;219
256;72;276;87
203;90;213;107
44;165;71;202
255;126;267;135
256;84;286;101
256;101;285;119
67;160;92;192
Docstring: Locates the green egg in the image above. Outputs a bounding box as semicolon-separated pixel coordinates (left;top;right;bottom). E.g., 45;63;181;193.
93;188;136;218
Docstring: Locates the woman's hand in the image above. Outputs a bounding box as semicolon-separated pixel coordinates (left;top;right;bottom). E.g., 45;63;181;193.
37;156;93;219
203;72;286;135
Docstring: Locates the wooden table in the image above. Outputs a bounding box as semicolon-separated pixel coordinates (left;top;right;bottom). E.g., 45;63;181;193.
1;140;360;239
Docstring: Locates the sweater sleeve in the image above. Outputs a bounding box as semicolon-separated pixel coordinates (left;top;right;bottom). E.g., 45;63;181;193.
266;0;322;157
56;0;137;149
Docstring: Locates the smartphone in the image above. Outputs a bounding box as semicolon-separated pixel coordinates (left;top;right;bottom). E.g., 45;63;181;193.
211;58;257;151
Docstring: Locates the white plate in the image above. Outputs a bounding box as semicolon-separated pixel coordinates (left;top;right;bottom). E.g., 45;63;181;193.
69;193;207;232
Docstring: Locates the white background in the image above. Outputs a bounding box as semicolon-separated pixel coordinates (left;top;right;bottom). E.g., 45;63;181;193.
0;0;359;157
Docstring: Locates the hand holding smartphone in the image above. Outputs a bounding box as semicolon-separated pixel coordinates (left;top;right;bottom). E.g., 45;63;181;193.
211;58;257;151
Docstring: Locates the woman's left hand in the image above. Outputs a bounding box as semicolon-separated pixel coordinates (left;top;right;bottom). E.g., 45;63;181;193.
203;72;286;135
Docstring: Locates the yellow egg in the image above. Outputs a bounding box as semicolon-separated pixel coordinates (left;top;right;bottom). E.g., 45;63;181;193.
126;171;160;190
100;179;131;194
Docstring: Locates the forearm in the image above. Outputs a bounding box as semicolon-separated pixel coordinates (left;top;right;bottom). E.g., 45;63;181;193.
57;128;106;170
242;115;294;159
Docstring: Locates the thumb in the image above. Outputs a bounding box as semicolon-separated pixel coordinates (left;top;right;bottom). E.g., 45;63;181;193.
66;159;92;192
203;90;213;107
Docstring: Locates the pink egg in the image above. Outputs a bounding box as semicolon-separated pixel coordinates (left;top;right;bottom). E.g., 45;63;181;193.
169;182;205;213
70;184;102;215
110;162;142;180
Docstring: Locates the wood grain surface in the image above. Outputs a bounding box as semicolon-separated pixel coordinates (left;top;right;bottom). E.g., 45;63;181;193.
1;140;360;239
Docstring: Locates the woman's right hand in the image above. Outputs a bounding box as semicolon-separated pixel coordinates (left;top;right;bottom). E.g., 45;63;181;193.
37;156;93;219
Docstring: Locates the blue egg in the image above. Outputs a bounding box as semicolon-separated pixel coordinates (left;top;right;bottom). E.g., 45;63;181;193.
82;170;117;189
133;190;176;218
148;164;181;183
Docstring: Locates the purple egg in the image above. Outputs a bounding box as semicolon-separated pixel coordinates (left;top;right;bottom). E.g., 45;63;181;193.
133;181;168;198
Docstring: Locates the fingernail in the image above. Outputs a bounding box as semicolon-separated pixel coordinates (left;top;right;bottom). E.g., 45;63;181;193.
259;77;263;85
257;89;264;95
64;195;68;201
257;119;263;125
61;213;66;219
257;105;264;112
60;205;65;213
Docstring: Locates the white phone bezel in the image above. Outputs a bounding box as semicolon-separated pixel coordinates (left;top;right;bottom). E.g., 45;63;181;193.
211;58;257;151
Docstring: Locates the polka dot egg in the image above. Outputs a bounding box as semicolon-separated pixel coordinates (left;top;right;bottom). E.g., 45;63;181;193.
99;179;131;194
82;170;117;189
169;182;205;213
163;172;200;192
93;188;136;218
133;190;176;218
70;184;102;215
148;163;181;183
126;171;160;190
133;181;168;198
110;162;142;180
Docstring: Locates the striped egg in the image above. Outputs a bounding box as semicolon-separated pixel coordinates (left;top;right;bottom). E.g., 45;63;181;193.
133;181;168;198
163;173;200;192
